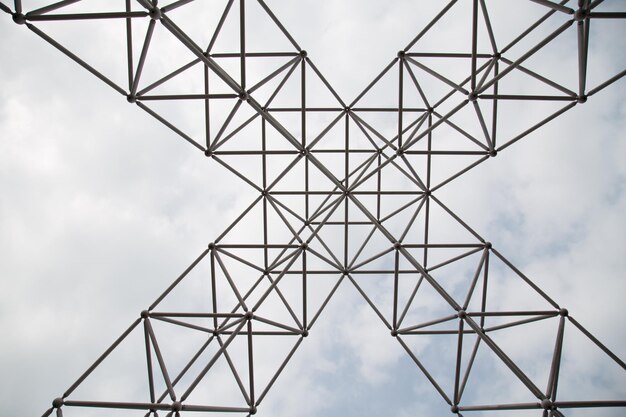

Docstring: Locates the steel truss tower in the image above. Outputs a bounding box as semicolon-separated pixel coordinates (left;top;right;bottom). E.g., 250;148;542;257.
2;0;625;416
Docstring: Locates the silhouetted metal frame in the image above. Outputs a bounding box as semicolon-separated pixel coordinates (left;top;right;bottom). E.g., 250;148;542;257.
1;0;625;416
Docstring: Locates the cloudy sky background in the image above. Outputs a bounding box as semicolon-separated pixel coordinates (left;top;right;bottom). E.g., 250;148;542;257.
1;1;625;416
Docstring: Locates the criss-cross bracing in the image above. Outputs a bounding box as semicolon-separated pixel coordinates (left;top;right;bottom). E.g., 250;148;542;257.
3;0;625;416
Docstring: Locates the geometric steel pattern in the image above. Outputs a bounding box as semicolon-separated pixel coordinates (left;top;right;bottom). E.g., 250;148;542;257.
2;0;625;416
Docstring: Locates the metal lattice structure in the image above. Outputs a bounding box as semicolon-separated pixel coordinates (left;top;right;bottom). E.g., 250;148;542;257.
2;0;625;416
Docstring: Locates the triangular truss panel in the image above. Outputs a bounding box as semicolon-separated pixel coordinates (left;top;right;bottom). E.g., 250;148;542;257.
1;0;625;416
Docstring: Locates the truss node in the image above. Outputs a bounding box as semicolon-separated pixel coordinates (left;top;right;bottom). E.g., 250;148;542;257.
149;7;162;21
574;8;588;22
541;398;553;410
12;13;25;25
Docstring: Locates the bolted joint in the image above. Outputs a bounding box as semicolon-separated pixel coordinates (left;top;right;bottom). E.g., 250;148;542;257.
468;91;478;102
302;329;309;337
577;94;587;104
424;189;432;197
299;50;307;58
171;401;183;412
574;8;587;22
559;308;569;317
493;52;501;60
140;310;150;319
204;149;213;157
396;148;404;156
397;50;406;58
484;241;492;249
239;91;249;101
126;94;137;104
208;242;215;250
450;405;459;414
250;406;258;415
457;310;467;319
300;242;308;250
390;329;398;337
149;7;162;21
12;13;26;25
427;106;435;113
344;106;351;113
541;398;553;410
52;397;64;409
393;241;402;250
489;149;498;157
244;311;254;321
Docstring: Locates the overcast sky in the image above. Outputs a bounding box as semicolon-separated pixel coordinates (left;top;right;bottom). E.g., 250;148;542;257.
0;1;625;417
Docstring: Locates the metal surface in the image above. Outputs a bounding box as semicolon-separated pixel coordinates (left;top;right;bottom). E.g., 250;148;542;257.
1;0;625;416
